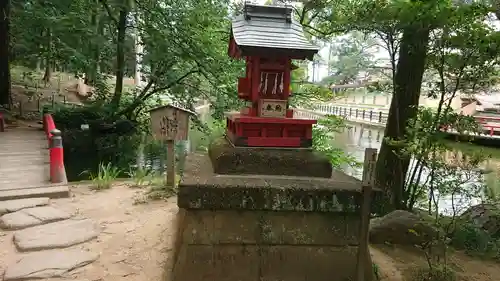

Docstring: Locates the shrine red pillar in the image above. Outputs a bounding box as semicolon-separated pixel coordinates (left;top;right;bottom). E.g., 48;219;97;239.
250;57;260;117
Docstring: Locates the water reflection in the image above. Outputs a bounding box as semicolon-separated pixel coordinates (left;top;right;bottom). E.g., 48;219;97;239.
338;125;383;180
334;124;485;215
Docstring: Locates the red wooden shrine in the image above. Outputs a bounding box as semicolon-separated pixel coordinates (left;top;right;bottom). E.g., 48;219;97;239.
226;3;319;148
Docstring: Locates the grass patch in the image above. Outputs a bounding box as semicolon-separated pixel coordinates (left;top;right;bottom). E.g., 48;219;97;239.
410;264;457;281
82;162;121;190
132;173;181;204
127;167;154;188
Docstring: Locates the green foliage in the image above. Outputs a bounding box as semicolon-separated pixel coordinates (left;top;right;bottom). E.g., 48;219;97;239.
321;31;377;86
289;61;336;108
10;0;243;116
188;117;225;152
372;262;381;281
84;162;121;190
411;264;457;281
451;223;500;259
484;168;500;202
401;107;486;211
127;0;242;116
52;103;141;181
127;167;153;188
298;0;500;211
312;115;359;168
396;0;497;211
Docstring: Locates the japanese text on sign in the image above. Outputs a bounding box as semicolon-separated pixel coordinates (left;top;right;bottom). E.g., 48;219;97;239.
362;148;378;187
159;110;178;140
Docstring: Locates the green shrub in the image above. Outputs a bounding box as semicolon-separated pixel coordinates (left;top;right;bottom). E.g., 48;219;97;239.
127;167;153;188
52;104;141;181
188;117;225;152
411;264;456;281
450;222;500;259
372;262;380;281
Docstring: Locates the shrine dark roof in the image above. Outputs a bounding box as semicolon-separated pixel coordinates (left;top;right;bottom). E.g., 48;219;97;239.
230;4;319;60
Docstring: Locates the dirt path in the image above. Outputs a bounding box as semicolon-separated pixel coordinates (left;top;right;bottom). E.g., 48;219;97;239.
372;244;500;281
370;246;404;281
0;184;177;281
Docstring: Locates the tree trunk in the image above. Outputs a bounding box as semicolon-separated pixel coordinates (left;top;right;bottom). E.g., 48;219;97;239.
0;0;10;107
111;8;128;107
85;1;101;85
134;12;142;87
42;29;52;84
98;16;106;75
374;23;430;211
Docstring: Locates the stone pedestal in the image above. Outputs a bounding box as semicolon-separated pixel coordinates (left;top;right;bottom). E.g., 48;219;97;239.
171;145;381;281
209;137;332;178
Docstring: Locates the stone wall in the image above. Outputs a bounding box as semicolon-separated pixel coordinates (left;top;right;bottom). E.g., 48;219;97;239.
171;209;373;281
169;152;381;281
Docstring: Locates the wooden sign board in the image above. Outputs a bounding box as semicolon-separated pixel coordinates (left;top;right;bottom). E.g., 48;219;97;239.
149;105;194;141
259;99;287;118
362;148;378;187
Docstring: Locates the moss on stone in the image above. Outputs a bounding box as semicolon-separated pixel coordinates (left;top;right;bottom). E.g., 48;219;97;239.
209;137;333;178
178;153;383;214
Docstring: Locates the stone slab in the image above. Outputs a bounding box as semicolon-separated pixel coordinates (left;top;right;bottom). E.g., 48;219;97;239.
178;154;384;213
22;206;72;222
3;249;99;281
0;198;50;215
14;219;100;251
172;244;373;281
0;211;42;230
0;206;72;230
209;137;333;178
0;185;70;201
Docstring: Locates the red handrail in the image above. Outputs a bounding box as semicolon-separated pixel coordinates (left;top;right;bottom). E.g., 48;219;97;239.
42;113;67;183
43;114;56;142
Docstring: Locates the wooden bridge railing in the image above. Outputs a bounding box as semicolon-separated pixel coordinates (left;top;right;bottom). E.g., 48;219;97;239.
306;104;500;138
294;105;389;125
42;113;67;184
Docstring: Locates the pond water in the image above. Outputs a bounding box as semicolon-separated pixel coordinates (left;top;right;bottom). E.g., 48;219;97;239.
334;124;496;215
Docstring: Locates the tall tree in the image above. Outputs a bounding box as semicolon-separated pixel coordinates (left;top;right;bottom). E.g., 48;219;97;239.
0;0;10;107
111;2;130;106
297;0;483;210
320;31;377;86
377;9;431;209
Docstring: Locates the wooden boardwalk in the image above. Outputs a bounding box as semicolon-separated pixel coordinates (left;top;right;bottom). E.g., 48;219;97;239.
0;126;69;201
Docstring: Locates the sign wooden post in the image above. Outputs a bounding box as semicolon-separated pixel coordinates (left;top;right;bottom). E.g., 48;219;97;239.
166;139;176;189
149;105;195;189
356;147;378;281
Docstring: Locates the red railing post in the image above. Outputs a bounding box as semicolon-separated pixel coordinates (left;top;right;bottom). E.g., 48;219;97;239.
43;113;56;148
49;128;67;184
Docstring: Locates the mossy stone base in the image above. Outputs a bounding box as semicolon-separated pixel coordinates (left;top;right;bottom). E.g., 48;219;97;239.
208;137;332;178
178;153;382;213
173;153;382;281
